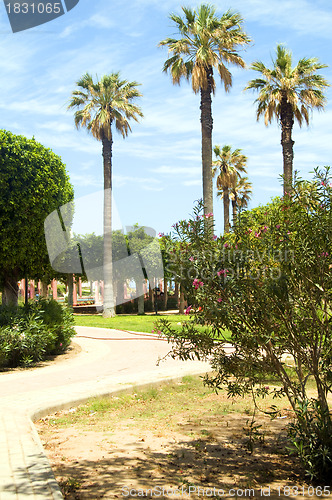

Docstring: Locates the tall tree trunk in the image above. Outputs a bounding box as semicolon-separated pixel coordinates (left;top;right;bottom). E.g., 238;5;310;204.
200;67;214;218
137;280;144;315
67;274;74;307
232;199;237;225
163;277;168;311
2;271;19;306
223;187;230;233
174;281;179;310
280;98;294;195
179;285;185;315
102;135;115;317
149;281;155;310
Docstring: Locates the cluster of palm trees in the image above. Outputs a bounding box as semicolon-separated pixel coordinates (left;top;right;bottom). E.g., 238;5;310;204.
212;145;252;233
67;3;329;316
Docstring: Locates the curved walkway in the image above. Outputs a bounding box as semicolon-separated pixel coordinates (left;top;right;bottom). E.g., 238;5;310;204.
0;327;212;499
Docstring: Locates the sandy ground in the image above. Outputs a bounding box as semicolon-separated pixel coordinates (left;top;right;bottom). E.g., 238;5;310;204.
35;395;320;500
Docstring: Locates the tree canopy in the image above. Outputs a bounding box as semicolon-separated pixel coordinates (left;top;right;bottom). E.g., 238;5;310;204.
0;130;74;305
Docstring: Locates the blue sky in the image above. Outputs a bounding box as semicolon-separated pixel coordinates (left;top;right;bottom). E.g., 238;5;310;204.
1;0;332;236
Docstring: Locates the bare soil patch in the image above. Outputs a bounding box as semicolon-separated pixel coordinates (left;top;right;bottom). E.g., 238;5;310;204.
35;379;317;500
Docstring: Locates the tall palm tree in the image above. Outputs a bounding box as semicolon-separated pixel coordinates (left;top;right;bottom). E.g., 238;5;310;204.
68;72;143;317
159;4;250;218
245;44;329;194
213;145;247;233
229;175;252;222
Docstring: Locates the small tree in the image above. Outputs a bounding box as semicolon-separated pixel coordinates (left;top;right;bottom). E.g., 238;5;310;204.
0;130;74;306
156;169;332;483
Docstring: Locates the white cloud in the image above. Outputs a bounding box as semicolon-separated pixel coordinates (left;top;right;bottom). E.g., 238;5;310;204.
183;179;201;187
153;165;201;176
114;175;163;191
235;0;332;39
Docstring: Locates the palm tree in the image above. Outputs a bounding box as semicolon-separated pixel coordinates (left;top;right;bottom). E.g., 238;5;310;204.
229;175;252;222
245;44;329;194
213;145;247;233
68;72;143;317
159;4;250;218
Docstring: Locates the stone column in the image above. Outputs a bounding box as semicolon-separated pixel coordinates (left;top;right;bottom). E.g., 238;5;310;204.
52;280;57;300
29;280;35;299
73;278;77;306
94;281;100;304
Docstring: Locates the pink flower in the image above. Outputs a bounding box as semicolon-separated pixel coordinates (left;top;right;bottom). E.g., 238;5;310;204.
205;212;213;219
213;235;218;240
224;243;229;248
60;343;63;347
217;298;222;303
235;244;238;249
185;305;192;315
319;252;329;257
248;229;252;233
217;269;228;276
276;224;281;229
263;226;268;232
158;232;165;237
189;256;194;262
193;278;204;289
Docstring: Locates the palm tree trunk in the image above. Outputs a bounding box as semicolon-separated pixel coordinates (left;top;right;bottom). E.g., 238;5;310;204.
223;188;230;233
280;99;294;194
200;67;214;218
232;199;237;225
102;135;115;317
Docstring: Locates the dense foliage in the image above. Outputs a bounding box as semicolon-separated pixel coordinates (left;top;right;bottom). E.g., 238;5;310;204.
156;168;332;483
0;130;74;305
0;300;76;368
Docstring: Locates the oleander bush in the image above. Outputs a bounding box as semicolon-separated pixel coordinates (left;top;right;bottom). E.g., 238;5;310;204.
156;167;332;483
0;299;75;368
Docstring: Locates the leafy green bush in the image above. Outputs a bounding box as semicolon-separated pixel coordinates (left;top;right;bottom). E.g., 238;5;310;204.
156;168;332;484
0;299;75;368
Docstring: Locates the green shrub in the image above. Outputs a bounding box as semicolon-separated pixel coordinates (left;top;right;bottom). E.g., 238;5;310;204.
0;300;75;368
288;399;332;482
155;168;332;484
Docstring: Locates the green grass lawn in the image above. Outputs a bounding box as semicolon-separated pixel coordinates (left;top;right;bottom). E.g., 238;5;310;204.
74;313;231;340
